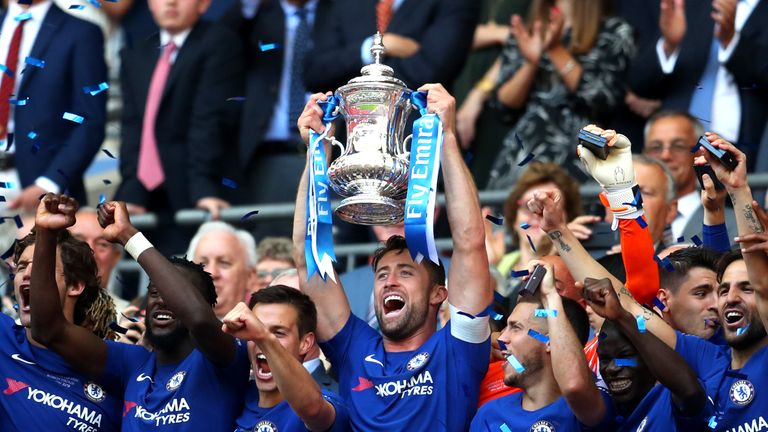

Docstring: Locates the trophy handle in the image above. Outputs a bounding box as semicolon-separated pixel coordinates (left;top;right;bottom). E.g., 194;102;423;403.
398;134;412;159
329;136;346;154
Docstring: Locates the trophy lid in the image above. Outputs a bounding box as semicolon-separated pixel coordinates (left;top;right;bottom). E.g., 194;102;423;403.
346;32;407;87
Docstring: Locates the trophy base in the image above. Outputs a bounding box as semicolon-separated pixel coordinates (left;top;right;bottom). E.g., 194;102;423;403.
335;194;404;225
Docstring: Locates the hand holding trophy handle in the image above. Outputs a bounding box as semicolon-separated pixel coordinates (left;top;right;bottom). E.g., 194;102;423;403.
397;90;430;159
316;96;345;154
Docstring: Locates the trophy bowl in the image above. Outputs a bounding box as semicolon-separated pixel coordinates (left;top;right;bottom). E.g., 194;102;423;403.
326;34;416;225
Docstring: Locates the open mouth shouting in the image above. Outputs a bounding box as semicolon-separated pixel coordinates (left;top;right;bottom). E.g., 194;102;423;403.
18;284;30;314
382;292;406;318
723;308;746;332
255;353;272;380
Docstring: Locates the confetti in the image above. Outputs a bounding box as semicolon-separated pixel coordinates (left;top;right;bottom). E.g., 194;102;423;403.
514;133;524;149
636;315;647;333
101;148;116;159
527;328;549;344
30;142;40;154
534;309;557;317
736;324;750;336
258;41;279;52
9;98;28;106
517;152;536;167
0;240;15;260
635;216;647;229
86;0;101;7
14;12;32;21
0;182;14;188
691;234;702;246
4;133;13;152
520;222;530;230
0;65;10;78
68;4;85;9
12;215;22;229
62;112;85;124
121;312;139;323
108;321;128;334
240;210;259;222
708;416;718;429
652;297;667;312
510;269;529;278
506;354;525;373
526;234;536;252
485;214;503;225
226;96;246;102
98;193;106;204
83;82;109;96
497;340;507;351
614;358;638;367
676;236;685;243
221;178;238;189
500;424;512;432
27;131;37;139
654;255;674;272
24;57;44;68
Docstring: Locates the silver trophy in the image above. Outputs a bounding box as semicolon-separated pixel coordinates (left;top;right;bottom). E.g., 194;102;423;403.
326;33;416;225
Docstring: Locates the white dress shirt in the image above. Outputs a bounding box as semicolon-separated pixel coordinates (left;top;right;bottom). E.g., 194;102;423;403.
159;28;192;64
671;190;701;239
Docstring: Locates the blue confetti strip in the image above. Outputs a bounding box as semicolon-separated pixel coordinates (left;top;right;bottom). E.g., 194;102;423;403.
654;255;674;272
725;370;748;379
101;148;116;159
12;215;22;229
497;340;507;351
510;269;530;278
221;178;238;189
62;112;84;124
226;96;246;102
708;416;718;429
86;0;101;7
691;142;702;153
0;65;10;77
635;215;647;229
500;424;512;432
526;234;536;252
636;315;647;333
534;309;557;317
652;297;667;312
24;57;44;68
691;234;703;246
13;303;18;310
5;133;12;152
9;98;28;106
83;82;109;96
98;194;106;204
27;131;37;139
514;133;524;149
258;41;279;52
506;354;525;373
485;214;503;225
517;152;536;167
527;328;549;344
520;222;530;230
68;4;85;9
0;182;14;188
676;236;685;243
240;210;259;222
493;290;506;305
30;142;40;154
737;324;750;336
614;358;638;367
102;179;112;185
14;12;32;21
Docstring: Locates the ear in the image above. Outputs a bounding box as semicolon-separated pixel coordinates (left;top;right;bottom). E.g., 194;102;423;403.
429;284;448;307
665;199;679;226
67;281;86;298
656;289;670;311
299;331;315;357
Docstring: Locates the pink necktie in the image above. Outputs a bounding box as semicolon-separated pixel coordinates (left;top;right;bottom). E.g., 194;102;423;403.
138;42;176;190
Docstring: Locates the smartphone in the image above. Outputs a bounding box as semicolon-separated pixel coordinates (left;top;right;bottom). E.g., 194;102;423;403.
581;221;619;250
578;129;609;160
520;264;546;296
694;164;725;191
697;136;737;171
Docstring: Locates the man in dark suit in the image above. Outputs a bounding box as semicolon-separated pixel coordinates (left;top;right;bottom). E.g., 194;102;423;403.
0;0;107;211
117;0;243;251
305;0;480;92
628;0;768;166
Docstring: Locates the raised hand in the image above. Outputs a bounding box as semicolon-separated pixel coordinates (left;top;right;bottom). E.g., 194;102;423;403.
526;259;556;297
221;302;269;342
697;132;747;191
567;215;602;240
417;83;457;136
527;189;567;233
659;0;686;56
582;277;627;322
97;201;138;245
35;193;79;231
578;124;634;190
543;6;565;50
298;92;334;146
712;0;737;47
696;159;727;225
510;14;544;65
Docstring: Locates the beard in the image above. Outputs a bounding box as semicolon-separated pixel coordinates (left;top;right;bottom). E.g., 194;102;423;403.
145;322;189;352
376;299;430;340
727;316;768;350
503;354;542;388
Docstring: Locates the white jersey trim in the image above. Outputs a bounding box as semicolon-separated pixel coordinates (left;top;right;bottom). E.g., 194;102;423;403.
449;303;490;344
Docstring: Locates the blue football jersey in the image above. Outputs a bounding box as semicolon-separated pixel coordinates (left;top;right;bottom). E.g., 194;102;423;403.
0;313;122;431
100;338;250;431
603;383;714;431
676;332;768;431
470;391;615;432
235;385;350;431
319;315;489;432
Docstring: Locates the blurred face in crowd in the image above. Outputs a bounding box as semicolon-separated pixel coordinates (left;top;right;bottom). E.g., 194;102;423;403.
193;231;254;318
373;250;446;341
717;260;767;350
498;300;549;388
254;259;294;292
269;270;300;290
634;162;677;244
70;211;121;288
517;182;561;248
644;116;698;197
249;303;312;395
14;245;73;329
148;0;210;35
598;322;655;412
660;267;719;339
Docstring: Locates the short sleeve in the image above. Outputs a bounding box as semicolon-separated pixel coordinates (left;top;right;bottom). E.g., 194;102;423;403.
323;390;351;432
319;315;379;374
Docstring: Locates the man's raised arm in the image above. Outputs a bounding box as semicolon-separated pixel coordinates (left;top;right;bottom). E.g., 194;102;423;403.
293;93;351;342
418;83;491;315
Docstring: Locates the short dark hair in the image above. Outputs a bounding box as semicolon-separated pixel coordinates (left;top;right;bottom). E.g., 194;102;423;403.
660;247;722;294
14;229;101;327
715;250;744;283
169;256;217;306
371;235;445;287
597;253;626;284
248;285;317;337
517;294;590;346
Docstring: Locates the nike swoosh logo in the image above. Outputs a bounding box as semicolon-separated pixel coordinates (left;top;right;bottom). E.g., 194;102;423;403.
136;373;154;383
364;354;383;368
11;354;35;365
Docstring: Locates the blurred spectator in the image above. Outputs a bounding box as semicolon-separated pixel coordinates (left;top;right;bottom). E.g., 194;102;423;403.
631;154;678;249
253;237;295;293
628;0;768;166
486;0;635;189
269;268;301;290
187;221;257;318
117;0;243;253
218;0;333;240
453;0;531;189
305;0;481;91
643;110;737;240
0;0;107;212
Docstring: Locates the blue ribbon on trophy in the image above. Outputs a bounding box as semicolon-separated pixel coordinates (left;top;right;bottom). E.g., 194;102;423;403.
305;97;338;282
404;90;443;264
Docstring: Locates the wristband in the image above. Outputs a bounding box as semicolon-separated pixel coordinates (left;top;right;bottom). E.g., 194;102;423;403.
600;185;645;230
125;232;153;260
